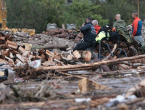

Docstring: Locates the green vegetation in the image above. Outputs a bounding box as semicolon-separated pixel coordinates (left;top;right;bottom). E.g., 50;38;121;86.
5;0;145;33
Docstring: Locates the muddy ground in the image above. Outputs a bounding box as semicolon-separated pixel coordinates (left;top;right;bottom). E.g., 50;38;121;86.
0;73;144;110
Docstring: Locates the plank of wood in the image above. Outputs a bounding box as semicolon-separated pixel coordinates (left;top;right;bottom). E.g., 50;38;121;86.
18;46;27;54
78;78;110;93
6;40;18;49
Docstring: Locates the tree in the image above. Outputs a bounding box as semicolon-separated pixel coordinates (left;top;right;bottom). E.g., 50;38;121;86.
5;0;47;33
64;0;108;27
92;0;145;25
95;0;136;26
40;0;66;27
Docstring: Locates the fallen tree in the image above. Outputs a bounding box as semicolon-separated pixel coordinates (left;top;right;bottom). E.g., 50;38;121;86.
36;54;145;72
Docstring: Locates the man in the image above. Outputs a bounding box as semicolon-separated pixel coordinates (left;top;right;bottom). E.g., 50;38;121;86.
73;17;97;51
113;14;127;31
132;12;143;45
92;20;101;34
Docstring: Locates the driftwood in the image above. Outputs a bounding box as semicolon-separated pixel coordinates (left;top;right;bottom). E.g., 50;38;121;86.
37;54;145;72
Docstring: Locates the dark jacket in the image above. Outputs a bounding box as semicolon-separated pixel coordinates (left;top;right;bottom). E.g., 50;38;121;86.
113;19;127;31
81;22;97;43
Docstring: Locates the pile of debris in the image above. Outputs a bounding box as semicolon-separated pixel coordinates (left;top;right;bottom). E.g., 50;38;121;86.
1;27;145;109
13;34;77;50
0;33;93;79
43;28;79;39
42;28;83;42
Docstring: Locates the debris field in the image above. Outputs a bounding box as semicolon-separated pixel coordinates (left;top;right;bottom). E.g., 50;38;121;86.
0;28;145;110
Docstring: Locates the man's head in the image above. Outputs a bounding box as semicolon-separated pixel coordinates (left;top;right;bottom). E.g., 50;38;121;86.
85;17;92;23
92;20;98;26
115;14;121;21
132;12;138;19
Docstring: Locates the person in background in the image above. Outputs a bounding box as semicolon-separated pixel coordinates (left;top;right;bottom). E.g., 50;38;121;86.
92;20;101;34
132;12;143;45
113;14;127;31
73;17;97;51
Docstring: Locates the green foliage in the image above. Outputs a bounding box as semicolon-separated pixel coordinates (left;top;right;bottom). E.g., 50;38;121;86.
40;0;65;27
5;0;108;33
5;0;145;33
64;0;108;27
93;0;145;26
5;0;48;33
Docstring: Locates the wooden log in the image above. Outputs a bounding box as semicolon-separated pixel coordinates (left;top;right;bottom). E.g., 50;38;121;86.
46;50;65;65
4;35;13;41
82;51;91;62
45;50;54;57
0;59;7;65
6;40;18;49
1;49;10;57
5;56;14;64
37;54;145;72
73;50;81;59
95;57;111;72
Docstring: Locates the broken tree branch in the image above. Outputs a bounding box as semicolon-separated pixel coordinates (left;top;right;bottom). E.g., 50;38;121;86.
102;44;117;61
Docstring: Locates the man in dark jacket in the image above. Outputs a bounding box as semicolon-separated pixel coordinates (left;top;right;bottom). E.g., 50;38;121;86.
73;17;97;51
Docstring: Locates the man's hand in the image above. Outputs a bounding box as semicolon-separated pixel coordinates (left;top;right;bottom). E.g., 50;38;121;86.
82;23;85;27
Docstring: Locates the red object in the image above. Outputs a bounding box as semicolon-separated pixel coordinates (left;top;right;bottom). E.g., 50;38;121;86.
132;17;142;36
94;25;101;34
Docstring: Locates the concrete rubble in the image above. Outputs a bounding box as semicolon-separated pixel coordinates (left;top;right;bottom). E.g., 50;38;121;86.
1;29;145;110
